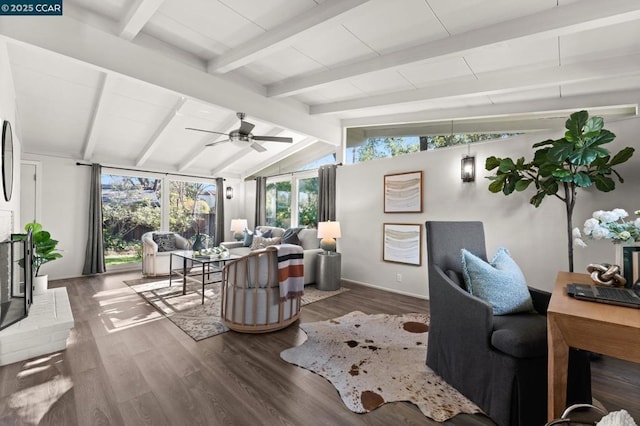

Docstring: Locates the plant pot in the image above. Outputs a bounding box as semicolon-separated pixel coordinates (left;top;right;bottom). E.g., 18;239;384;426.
33;274;48;294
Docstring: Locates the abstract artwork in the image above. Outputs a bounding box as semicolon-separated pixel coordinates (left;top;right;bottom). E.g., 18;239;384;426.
384;171;423;213
383;223;422;266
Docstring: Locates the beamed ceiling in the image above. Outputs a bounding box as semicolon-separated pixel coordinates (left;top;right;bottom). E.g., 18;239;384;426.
1;0;640;179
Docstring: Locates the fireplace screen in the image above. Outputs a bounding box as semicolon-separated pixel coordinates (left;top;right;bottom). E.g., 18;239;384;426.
0;231;33;331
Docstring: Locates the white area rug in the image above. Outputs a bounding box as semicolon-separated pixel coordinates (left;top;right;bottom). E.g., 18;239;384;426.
125;276;349;341
280;311;483;422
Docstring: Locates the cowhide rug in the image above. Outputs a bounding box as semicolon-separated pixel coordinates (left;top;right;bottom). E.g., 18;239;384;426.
280;311;482;422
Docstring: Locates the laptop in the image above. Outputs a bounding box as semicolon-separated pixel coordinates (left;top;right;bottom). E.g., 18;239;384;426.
566;283;640;309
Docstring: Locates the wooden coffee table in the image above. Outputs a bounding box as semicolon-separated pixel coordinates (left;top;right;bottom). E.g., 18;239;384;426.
169;250;241;304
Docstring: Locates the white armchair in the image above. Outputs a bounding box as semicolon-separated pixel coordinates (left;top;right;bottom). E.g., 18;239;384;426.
141;231;190;277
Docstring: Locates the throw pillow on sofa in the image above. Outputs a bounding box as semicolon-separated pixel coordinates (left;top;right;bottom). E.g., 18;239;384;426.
243;228;254;247
282;227;305;246
250;236;281;250
461;247;534;315
152;233;177;252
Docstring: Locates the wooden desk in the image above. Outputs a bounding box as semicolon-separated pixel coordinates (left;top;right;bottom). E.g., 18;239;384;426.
547;271;640;420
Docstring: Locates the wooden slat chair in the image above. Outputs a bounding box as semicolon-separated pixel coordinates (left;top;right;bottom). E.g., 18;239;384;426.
221;247;301;333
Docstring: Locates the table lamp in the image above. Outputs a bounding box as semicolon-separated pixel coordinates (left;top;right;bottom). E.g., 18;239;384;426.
230;219;248;241
317;221;341;254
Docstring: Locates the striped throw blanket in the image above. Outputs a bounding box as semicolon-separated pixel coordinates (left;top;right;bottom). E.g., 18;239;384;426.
276;244;304;301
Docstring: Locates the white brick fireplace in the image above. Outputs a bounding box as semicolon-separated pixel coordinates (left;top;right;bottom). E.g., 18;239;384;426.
0;210;74;366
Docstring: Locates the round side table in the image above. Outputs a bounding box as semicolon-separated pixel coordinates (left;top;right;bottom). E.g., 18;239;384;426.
316;252;341;291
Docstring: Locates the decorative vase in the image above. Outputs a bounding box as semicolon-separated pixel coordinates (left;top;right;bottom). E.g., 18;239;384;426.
33;274;48;294
192;234;206;251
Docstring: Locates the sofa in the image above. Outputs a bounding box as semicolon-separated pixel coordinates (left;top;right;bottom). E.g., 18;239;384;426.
221;225;322;285
141;231;191;277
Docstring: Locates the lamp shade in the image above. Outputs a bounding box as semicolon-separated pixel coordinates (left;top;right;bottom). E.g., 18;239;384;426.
461;156;475;182
230;219;248;233
317;221;341;239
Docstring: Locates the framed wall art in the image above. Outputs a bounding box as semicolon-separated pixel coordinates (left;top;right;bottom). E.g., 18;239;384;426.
384;171;423;213
382;223;422;266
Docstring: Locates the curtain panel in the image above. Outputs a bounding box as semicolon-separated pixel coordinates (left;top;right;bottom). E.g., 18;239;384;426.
254;176;266;226
318;164;337;222
214;177;225;246
83;163;106;275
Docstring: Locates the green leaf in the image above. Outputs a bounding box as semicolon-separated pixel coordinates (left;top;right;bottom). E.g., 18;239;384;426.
488;179;504;193
503;178;516;195
515;179;532;191
551;169;571;180
547;142;574;163
565;110;589;138
609;147;635;166
567;147;600;166
498;158;516;173
593;175;615;192
587;129;615;146
573;172;592;187
485;156;501;170
532;139;555;148
582;116;604;135
530;191;546;207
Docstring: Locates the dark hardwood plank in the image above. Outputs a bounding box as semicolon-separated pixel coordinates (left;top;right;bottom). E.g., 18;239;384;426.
0;271;636;425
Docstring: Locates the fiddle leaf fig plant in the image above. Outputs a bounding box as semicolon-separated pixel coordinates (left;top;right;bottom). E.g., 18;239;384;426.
485;110;634;272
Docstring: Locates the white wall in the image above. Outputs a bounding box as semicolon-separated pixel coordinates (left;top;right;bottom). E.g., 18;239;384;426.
338;116;640;298
0;40;21;234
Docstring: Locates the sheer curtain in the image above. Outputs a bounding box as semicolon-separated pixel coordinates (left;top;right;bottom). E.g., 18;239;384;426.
318;164;337;222
83;163;106;275
214;177;225;246
254;176;266;226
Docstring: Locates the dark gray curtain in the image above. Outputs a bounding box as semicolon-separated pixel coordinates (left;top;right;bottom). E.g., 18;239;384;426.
214;177;225;246
318;165;337;222
83;163;106;275
255;177;266;226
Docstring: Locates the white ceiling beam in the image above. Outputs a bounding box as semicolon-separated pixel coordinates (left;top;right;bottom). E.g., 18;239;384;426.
242;137;317;179
136;97;187;166
311;54;640;114
210;128;287;175
178;113;239;171
341;90;640;128
208;0;371;74
118;0;165;41
82;73;113;160
0;14;342;144
267;0;640;97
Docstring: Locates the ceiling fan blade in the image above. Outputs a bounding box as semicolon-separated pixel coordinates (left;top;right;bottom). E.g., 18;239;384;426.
186;127;228;136
205;139;230;147
250;142;267;152
253;135;293;143
238;120;255;135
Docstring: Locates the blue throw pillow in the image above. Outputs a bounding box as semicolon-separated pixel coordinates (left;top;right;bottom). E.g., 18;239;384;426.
242;228;254;247
461;247;534;315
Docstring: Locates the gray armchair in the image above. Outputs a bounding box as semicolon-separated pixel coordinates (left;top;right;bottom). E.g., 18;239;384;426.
425;221;591;426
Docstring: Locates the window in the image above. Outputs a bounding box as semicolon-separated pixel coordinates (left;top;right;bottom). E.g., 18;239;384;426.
345;134;521;164
101;172;218;268
266;180;291;228
169;180;216;244
266;172;318;229
101;174;161;266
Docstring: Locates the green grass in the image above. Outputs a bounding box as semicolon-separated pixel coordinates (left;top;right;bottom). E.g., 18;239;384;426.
105;255;141;266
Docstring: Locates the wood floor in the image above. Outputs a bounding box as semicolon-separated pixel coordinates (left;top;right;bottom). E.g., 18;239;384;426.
0;271;638;425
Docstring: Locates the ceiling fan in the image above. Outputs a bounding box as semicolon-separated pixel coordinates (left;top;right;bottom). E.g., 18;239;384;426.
186;112;293;152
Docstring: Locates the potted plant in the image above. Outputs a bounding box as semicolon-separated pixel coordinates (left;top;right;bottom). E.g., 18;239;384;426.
485;110;634;272
16;222;63;293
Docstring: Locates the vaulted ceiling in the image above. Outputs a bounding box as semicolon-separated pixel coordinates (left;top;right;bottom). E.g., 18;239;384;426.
1;0;639;179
